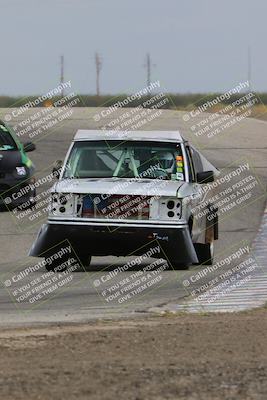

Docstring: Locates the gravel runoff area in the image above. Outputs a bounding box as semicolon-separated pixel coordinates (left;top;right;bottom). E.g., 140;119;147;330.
0;309;267;400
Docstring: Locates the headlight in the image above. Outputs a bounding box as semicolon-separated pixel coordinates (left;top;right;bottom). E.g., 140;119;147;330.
49;193;75;216
150;197;182;220
16;166;27;176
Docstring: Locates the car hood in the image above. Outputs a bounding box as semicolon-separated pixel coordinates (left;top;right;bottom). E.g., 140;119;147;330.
53;178;196;198
0;150;22;172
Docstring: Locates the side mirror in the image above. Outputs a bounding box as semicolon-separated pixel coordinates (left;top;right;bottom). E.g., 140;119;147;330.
23;142;36;152
196;171;214;183
52;160;63;179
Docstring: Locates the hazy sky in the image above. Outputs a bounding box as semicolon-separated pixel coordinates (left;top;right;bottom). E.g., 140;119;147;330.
1;0;267;95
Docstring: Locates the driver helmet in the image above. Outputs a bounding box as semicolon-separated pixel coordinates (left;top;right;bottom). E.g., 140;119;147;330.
155;151;175;173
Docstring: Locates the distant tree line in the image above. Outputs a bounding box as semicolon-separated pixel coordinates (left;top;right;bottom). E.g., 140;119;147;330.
0;93;266;109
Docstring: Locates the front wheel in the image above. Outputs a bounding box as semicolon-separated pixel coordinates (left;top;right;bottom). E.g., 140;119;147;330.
45;254;70;272
77;254;92;268
195;218;215;265
167;260;190;270
194;241;214;265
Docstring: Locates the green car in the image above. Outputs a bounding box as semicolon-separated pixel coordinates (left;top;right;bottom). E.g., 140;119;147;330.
0;120;36;209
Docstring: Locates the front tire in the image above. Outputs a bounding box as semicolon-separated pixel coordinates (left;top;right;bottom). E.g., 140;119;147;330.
195;241;214;265
195;213;215;265
77;254;92;268
45;254;70;272
167;260;190;270
29;188;37;208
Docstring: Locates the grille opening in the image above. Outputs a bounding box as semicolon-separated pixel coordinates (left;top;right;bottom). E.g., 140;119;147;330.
81;194;150;220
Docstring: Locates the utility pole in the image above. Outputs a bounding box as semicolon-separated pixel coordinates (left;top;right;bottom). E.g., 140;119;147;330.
60;55;65;97
247;46;252;92
143;53;155;95
95;52;102;96
145;53;151;88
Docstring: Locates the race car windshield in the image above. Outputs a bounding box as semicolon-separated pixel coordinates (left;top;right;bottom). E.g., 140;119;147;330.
63;141;185;181
0;124;17;151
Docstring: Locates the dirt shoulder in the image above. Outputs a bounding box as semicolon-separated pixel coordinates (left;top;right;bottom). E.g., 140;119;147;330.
0;309;266;400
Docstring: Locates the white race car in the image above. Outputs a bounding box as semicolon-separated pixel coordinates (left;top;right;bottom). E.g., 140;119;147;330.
30;130;219;271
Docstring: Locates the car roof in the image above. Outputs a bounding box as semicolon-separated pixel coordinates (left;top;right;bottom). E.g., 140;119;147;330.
74;130;184;143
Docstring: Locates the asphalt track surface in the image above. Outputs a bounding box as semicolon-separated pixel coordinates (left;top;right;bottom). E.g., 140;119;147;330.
0;107;266;327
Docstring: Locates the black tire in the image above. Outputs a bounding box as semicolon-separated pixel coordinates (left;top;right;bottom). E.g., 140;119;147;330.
195;242;214;265
29;188;37;208
45;254;70;272
77;254;92;268
195;214;215;265
167;260;190;270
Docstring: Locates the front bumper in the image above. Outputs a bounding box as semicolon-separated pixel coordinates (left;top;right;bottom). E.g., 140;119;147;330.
29;219;198;264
